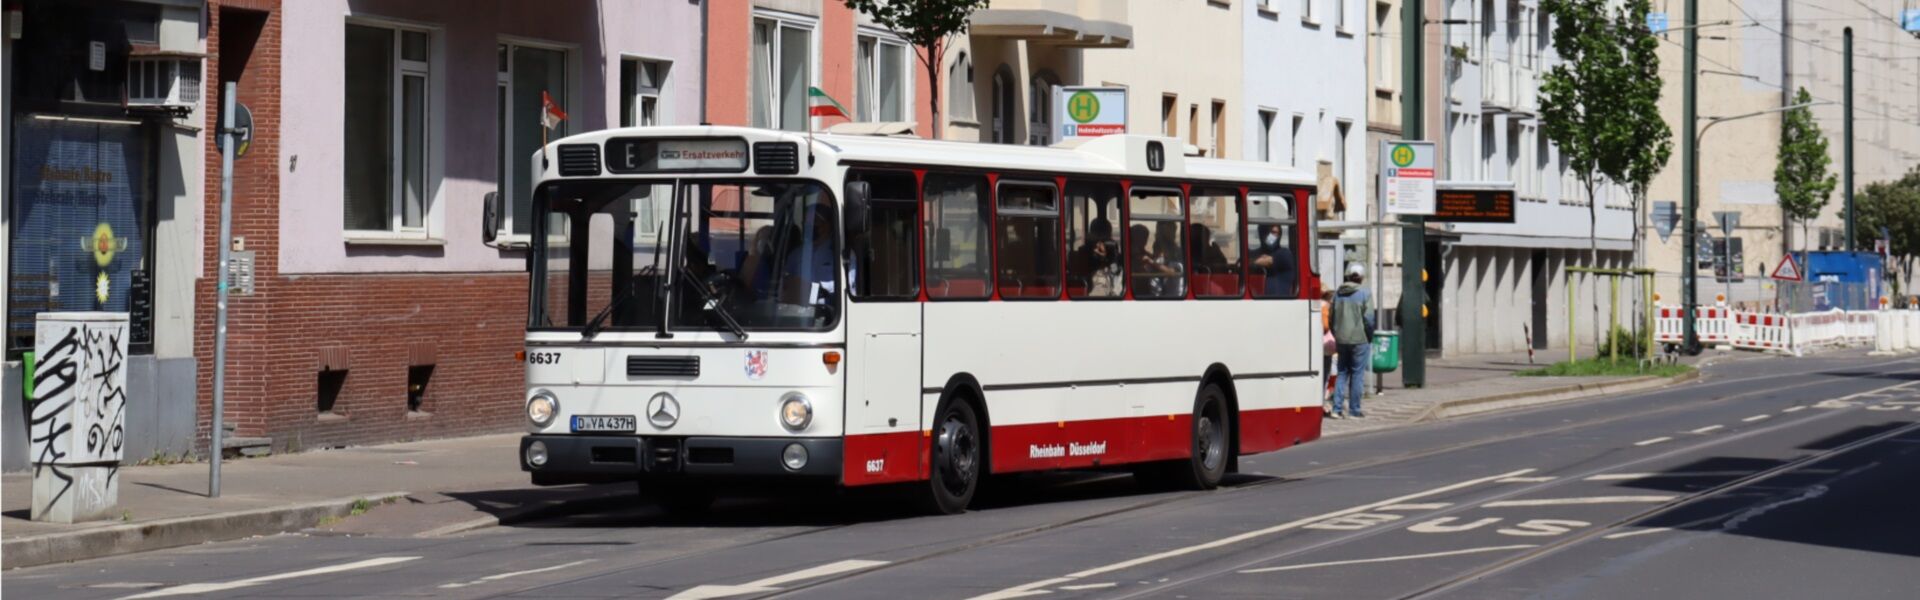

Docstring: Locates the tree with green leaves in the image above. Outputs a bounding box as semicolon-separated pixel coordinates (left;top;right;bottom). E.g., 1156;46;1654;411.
1774;87;1838;266
1855;166;1920;296
1540;0;1671;347
842;0;991;140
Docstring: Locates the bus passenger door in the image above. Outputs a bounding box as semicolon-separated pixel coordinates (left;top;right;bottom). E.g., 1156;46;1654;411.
842;176;925;484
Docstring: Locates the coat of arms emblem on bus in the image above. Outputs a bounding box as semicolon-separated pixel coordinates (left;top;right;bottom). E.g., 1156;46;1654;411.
744;350;769;380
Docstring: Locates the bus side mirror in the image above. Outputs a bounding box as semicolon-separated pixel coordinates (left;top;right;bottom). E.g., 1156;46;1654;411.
843;181;872;238
482;191;500;246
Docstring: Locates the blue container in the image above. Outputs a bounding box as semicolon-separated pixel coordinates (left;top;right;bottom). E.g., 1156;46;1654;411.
1803;251;1885;311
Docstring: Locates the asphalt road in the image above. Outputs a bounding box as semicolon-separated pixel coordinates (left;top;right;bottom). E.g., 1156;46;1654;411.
8;351;1920;599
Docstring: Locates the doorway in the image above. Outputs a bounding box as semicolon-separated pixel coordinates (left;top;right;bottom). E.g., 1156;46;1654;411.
1531;249;1549;349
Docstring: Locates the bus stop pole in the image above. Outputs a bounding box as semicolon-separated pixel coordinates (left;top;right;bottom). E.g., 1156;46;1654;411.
210;82;235;498
1398;0;1426;387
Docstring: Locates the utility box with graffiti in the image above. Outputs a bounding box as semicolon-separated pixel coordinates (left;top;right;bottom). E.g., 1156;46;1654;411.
29;312;130;523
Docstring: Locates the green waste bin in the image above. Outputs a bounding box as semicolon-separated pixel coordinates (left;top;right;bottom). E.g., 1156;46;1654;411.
1371;331;1400;373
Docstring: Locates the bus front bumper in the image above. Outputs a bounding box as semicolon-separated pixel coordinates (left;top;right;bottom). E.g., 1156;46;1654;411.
520;435;843;485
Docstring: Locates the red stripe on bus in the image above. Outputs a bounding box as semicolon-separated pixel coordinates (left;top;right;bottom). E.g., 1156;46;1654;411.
841;408;1323;485
841;430;928;487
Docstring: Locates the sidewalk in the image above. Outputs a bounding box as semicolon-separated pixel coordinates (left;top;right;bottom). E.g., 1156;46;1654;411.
1321;346;1714;437
2;349;1717;570
1;433;629;569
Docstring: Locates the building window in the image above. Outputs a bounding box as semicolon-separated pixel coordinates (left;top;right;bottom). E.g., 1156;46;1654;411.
497;41;568;236
620;58;669;127
1188;104;1200;148
1334;120;1351;187
856;32;909;122
949;51;976;122
1336;0;1348;30
752;13;815;131
1374;2;1393;87
1029;73;1057;145
344;23;432;233
1211;101;1227;158
1303;0;1316;23
1290;114;1305;168
1258;109;1276;162
1161;94;1179;138
991;66;1015;143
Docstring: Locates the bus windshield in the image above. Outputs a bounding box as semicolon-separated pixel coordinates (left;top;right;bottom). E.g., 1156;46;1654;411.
529;179;840;334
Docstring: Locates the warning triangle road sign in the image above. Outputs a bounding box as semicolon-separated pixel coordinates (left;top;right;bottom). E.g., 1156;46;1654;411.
1771;254;1803;281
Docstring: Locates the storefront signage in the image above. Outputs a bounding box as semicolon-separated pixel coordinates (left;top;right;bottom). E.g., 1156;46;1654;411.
8;116;149;342
1380;140;1436;215
1430;188;1516;223
603;138;749;173
1055;86;1127;139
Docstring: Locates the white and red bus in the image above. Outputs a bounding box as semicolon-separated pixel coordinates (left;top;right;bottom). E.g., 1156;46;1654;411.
516;126;1325;513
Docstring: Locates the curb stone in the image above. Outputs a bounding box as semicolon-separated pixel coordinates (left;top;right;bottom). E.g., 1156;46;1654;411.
1;492;405;571
1415;369;1701;423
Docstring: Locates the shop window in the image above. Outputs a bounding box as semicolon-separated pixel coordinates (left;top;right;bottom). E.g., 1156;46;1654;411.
1248;192;1299;298
1191;188;1244;297
344;23;433;234
848;170;920;300
1129;189;1186;299
996;183;1062;299
7;118;155;354
1066;182;1124;299
925;174;992;299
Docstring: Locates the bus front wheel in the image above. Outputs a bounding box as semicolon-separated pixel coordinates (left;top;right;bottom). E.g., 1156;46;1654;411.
924;398;982;515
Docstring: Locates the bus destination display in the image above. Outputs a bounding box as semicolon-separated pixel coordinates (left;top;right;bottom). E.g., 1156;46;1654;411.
604;138;749;173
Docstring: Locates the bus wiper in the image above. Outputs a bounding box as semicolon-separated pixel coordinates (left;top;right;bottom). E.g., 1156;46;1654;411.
579;286;635;340
677;265;750;342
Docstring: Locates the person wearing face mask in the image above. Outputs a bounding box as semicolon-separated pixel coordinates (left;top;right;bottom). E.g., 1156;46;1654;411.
1250;224;1296;297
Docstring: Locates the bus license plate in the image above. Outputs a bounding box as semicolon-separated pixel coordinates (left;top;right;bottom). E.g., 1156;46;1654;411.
571;415;636;433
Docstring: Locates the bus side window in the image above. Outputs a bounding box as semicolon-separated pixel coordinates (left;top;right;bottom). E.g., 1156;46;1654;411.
1128;188;1186;299
1247;191;1298;299
925;174;992;299
1189;188;1243;298
1065;182;1124;299
996;183;1061;299
847;170;920;300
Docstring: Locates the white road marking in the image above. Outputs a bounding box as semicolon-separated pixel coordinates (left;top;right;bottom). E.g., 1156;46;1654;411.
1379;502;1454;511
439;559;597;589
1497;476;1557;483
967;469;1538;600
1059;583;1120;591
1239;545;1539;574
1495;519;1591;536
1743;414;1772;422
1585;471;1750;481
1634;437;1673;446
669;559;889;600
1603;527;1673;539
1407;517;1503;534
1687;425;1724;434
1782;406;1808;413
120;556;421;599
1481;495;1677;508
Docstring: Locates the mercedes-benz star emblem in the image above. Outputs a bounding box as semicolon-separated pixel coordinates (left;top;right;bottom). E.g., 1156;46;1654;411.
646;392;680;429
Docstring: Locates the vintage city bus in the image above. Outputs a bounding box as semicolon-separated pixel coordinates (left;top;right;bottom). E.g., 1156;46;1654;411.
515;125;1325;513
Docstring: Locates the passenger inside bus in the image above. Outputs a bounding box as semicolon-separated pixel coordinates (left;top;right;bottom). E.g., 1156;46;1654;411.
1251;224;1298;297
1131;224;1182;298
1067;218;1122;297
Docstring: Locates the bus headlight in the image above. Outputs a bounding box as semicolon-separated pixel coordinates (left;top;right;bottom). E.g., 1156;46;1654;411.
782;443;809;470
779;392;813;431
527;390;560;428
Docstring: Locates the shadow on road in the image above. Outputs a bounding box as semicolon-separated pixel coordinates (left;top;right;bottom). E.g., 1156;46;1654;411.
476;470;1277;531
1607;420;1920;559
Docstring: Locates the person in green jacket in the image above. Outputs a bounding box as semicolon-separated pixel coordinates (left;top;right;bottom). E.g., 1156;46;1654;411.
1330;264;1375;418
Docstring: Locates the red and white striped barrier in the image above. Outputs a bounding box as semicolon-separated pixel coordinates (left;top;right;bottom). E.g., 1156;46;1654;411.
1730;311;1790;352
1661;305;1884;356
1654;305;1732;345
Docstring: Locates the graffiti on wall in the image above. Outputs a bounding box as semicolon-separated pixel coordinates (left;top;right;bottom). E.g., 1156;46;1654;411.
29;316;129;515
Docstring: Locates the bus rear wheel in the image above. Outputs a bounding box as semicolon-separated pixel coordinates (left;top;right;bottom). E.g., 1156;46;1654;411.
923;398;982;515
1169;383;1230;491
